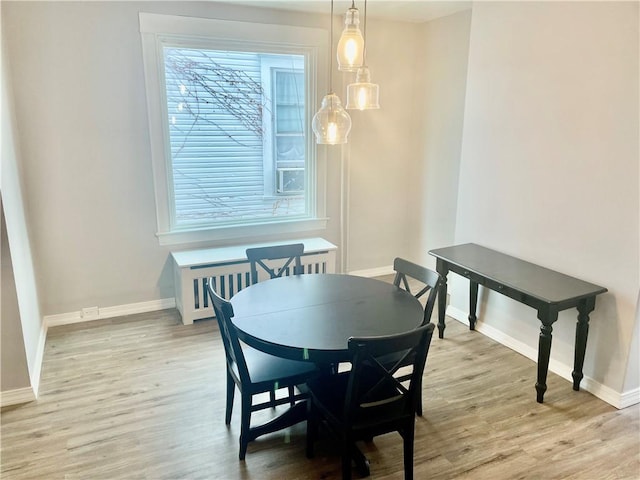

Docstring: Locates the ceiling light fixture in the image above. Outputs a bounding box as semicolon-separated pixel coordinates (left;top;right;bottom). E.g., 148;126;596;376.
312;0;352;144
346;0;379;110
336;0;364;72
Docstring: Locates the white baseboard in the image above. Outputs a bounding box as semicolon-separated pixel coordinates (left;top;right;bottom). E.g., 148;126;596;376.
349;265;394;278
0;386;36;407
619;387;640;409
44;298;176;328
446;305;637;410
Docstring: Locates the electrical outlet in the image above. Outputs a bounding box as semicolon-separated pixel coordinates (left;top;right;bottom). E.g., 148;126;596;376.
81;306;99;318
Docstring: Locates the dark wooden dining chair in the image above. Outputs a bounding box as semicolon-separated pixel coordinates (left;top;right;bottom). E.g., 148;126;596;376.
305;323;436;480
393;257;442;326
245;243;306;405
206;278;318;460
392;257;443;416
246;243;305;285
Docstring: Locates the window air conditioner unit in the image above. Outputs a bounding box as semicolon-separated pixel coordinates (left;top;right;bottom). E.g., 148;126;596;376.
276;168;304;194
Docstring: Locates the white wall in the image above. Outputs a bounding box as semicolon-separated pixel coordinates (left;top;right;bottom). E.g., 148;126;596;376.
346;10;472;272
345;17;422;271
453;2;639;402
410;9;471;269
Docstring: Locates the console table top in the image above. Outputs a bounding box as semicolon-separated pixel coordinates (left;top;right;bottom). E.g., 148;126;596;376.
429;243;607;305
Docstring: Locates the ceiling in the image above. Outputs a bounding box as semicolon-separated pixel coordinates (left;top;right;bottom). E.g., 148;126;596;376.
218;1;472;23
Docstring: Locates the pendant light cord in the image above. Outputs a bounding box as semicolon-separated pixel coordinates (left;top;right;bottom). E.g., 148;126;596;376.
329;0;334;93
363;0;367;65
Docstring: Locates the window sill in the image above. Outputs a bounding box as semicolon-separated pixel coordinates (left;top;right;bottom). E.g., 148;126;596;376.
156;217;329;246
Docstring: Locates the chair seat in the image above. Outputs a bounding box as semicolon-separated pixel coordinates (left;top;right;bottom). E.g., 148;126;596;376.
243;345;318;387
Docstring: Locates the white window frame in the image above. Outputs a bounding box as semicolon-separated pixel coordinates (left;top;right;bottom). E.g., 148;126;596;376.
139;13;328;245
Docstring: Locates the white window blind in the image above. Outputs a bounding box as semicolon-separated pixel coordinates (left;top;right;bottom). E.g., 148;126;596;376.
164;48;307;228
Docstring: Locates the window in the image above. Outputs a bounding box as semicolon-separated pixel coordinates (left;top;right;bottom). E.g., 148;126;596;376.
260;60;306;197
139;13;328;245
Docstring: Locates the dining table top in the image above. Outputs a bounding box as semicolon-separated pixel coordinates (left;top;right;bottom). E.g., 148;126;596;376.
230;273;424;364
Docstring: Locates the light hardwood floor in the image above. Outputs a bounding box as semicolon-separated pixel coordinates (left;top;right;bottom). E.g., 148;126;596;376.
2;305;639;479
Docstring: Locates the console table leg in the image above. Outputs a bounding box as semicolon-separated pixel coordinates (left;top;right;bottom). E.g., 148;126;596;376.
536;309;558;403
573;297;595;391
469;281;478;330
435;260;449;339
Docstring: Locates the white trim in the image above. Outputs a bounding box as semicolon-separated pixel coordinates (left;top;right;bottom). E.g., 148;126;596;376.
139;12;326;41
619;387;640;409
139;12;328;245
157;217;328;246
30;323;47;398
0;387;36;407
44;298;176;328
446;305;638;409
348;265;394;278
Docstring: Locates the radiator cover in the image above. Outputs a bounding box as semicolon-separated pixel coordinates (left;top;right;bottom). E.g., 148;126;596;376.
171;238;337;325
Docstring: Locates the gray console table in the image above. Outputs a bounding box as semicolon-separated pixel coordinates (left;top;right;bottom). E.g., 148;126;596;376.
429;243;607;403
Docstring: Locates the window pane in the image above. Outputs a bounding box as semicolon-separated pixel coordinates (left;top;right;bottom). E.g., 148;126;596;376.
277;168;305;193
163;48;307;227
275;71;304;134
276;136;305;163
276;71;304;104
276;106;304;133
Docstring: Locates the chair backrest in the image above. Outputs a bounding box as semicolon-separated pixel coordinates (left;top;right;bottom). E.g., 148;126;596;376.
393;257;442;326
206;278;251;384
344;323;436;426
246;243;305;284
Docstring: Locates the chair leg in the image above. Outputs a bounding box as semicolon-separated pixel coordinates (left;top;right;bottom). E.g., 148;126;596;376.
305;400;317;459
341;438;352;480
416;375;423;417
352;443;370;477
403;425;415;480
289;385;295;407
239;394;252;460
225;371;235;425
341;452;352;479
270;390;276;406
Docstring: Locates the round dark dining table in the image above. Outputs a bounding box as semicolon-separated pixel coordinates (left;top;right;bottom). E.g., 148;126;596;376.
230;273;424;364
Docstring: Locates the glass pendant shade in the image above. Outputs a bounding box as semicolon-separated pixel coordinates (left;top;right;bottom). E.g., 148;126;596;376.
312;93;352;144
337;6;364;72
346;66;380;110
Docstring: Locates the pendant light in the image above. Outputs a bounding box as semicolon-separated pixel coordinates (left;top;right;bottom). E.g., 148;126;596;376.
346;0;379;110
336;0;365;72
312;0;352;145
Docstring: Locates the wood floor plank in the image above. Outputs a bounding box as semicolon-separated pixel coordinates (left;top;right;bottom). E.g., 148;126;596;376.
2;303;639;479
